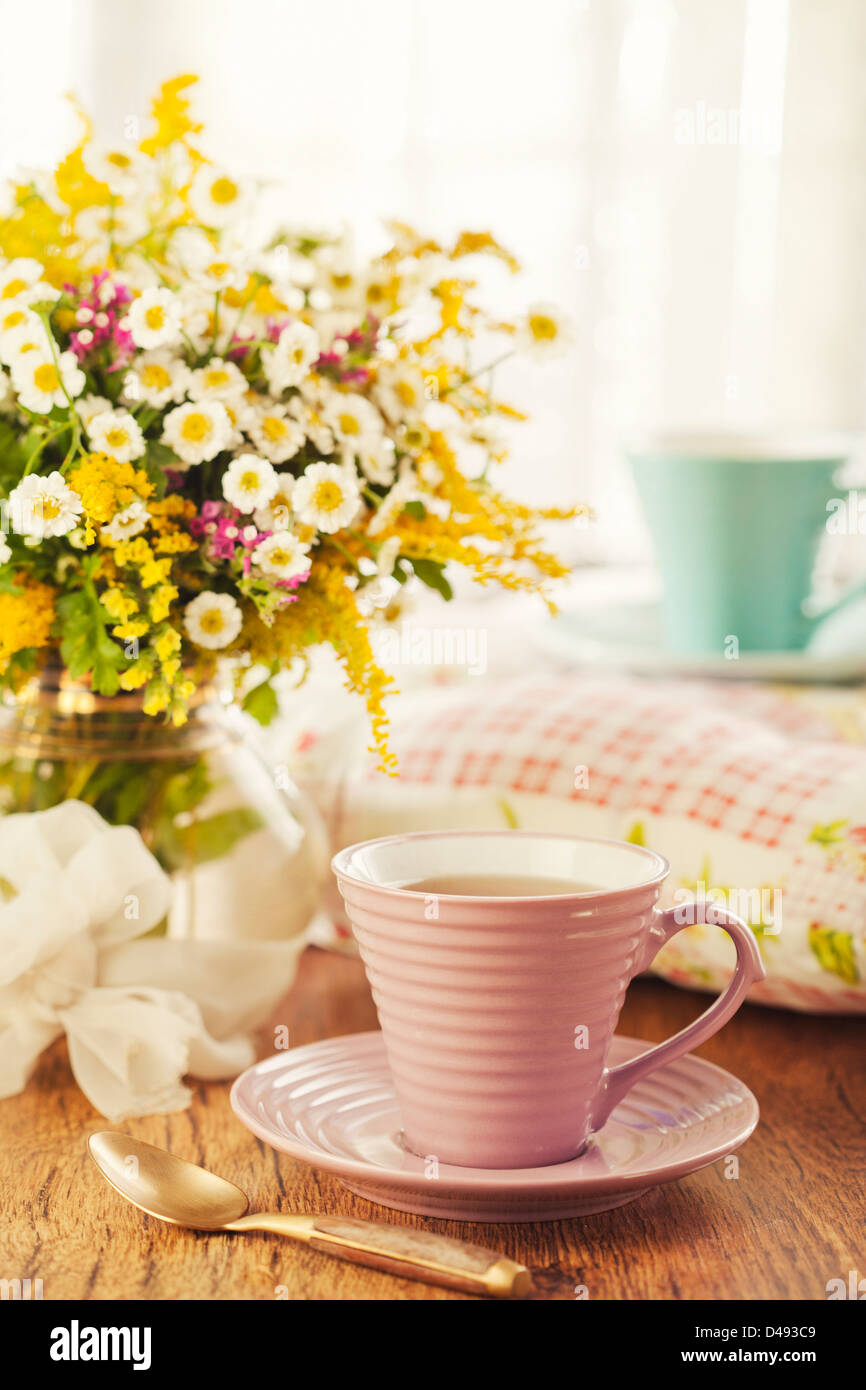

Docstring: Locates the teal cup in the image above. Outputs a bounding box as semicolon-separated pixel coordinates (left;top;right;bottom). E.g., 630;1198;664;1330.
629;433;862;654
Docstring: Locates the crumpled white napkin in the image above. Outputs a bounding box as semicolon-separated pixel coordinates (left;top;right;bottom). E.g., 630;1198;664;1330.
0;801;303;1119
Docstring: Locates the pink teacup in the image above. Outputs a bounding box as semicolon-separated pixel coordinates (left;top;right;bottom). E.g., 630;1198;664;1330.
332;831;765;1170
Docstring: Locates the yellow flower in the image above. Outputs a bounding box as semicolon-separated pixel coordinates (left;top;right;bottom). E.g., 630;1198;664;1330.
55;146;111;213
0;188;75;286
102;588;138;623
112;537;151;568
142;679;170;716
253;282;288;316
139;75;202;157
112;535;172;588
155;628;181;663
68;453;153;527
150;585;178;623
245;560;397;773
434;280;467;335
140;554;173;588
450;229;520;274
169;702;189;728
119;666;150;691
112;619;149;640
0;577;56;674
154;532;196;555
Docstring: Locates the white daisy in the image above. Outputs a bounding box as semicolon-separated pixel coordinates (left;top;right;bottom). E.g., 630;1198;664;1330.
191;249;250;294
101;501;150;543
287;395;334;454
184;591;243;650
83;145;154;199
323;391;383;452
11;348;84;413
463;414;507;457
221;453;279;512
372;363;428;423
171;229;249;291
188;167;248;229
72;397;111;434
123;352;190;409
517;302;574;360
0;301;40;342
0;534;11;563
292;462;361;533
264;321;320;394
397;419;431;454
188;357;247;404
74;205;149;263
0;309;48;366
9;471;83;539
245;404;304;463
86;409;146;463
313;247;362;308
362;266;397;319
357;436;396;486
376;535;402;578
253;530;311;581
176;285;214;350
126;287;184;350
162;401;233;466
0;258;50;303
253;479;295;532
168;226;217;273
366;471;420;537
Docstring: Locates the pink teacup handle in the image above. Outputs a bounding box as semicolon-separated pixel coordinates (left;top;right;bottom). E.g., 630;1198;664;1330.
591;903;766;1132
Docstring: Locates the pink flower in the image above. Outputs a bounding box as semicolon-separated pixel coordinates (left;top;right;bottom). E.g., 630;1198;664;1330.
67;273;136;367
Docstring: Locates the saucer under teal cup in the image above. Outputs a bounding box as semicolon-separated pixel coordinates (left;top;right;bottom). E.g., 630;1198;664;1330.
629;432;861;654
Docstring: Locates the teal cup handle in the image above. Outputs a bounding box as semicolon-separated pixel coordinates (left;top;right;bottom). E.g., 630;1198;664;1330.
629;434;858;655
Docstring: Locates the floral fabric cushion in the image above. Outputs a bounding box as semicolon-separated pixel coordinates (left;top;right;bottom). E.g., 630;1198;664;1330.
300;674;866;1013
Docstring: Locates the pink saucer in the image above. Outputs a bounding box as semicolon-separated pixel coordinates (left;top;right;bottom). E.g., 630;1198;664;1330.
230;1031;759;1223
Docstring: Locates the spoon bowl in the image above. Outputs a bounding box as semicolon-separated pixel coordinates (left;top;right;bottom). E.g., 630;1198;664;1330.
89;1132;250;1229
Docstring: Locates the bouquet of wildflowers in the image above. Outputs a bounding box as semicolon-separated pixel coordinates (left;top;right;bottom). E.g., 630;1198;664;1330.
0;76;577;768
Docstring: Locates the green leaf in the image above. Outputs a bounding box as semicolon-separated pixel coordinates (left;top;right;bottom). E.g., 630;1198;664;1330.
402;499;427;520
163;808;264;872
243;679;280;726
0;419;28;492
808;820;848;848
411;557;453;601
142;441;179;497
57;584;125;696
808;924;859;984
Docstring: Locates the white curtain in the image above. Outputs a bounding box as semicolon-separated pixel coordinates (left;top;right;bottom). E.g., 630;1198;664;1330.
2;0;866;563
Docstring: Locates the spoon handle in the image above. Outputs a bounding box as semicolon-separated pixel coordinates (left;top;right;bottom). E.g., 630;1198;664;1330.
226;1212;531;1298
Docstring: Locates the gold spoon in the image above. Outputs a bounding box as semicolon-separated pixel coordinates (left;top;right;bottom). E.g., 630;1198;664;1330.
88;1132;532;1299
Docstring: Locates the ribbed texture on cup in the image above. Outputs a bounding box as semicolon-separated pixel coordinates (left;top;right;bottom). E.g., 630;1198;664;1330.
337;880;660;1168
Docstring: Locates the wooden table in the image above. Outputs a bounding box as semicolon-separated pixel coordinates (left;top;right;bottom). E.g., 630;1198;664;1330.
2;946;863;1301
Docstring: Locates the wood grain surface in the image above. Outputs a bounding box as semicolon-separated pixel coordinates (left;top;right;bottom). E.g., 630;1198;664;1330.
1;946;863;1302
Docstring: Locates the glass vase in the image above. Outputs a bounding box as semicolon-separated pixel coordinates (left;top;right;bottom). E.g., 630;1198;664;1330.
0;664;329;945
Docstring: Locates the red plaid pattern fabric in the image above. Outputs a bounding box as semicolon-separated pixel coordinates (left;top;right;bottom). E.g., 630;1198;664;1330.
307;672;866;1012
366;676;861;856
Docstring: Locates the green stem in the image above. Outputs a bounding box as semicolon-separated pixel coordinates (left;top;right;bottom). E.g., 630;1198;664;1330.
325;537;361;572
60;415;82;471
22;425;68;476
443;349;515;396
220;299;252;357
